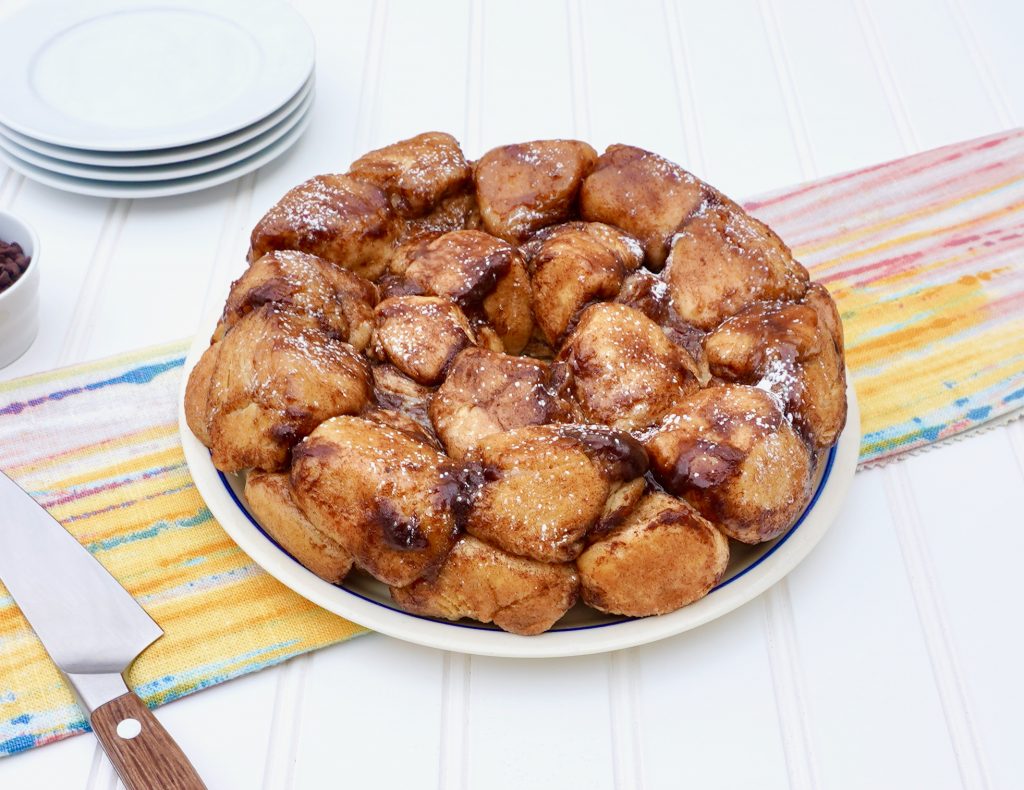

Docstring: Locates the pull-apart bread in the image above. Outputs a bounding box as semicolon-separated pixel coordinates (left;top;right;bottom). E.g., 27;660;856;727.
186;132;846;634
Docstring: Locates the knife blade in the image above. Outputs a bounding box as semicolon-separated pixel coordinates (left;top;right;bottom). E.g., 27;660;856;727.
0;470;206;789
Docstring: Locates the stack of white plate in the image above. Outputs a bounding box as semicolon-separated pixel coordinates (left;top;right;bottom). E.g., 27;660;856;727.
0;0;315;199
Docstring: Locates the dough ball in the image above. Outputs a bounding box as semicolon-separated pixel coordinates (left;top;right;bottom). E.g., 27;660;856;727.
474;139;597;243
290;416;459;586
578;491;729;616
391;535;579;635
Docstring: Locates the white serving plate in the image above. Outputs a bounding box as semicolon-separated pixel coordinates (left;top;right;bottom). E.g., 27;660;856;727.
0;98;313;199
0;0;314;151
0;73;315;169
0;88;314;183
179;312;860;658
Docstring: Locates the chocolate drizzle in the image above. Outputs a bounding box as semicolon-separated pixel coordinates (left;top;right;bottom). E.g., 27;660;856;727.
373;498;429;550
435;461;499;529
555;425;649;481
659;439;744;493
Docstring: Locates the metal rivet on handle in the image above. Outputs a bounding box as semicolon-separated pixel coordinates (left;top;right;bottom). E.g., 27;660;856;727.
116;718;142;740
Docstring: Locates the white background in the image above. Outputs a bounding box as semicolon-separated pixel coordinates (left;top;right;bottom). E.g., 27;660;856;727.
1;0;1023;788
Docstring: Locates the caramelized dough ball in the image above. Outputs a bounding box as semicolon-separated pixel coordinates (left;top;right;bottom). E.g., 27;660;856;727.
579;144;704;268
663;194;809;330
348;131;472;218
388;233;442;277
215;251;378;350
705;298;846;448
245;472;354;583
249;174;399;280
555;302;699;431
429;348;553;460
372;363;435;434
474;139;597;243
184;339;221;447
645;385;813;544
578;492;729;616
554;424;650;537
704;302;822;374
482;257;534;354
521;221;644;346
616;269;710;384
372;296;475;385
199;306;372;473
404;192;480;239
390;535;579;635
803;282;845;353
290;416;458;586
398;230;534;353
593;477;647;538
549;423;650;483
464;426;612;562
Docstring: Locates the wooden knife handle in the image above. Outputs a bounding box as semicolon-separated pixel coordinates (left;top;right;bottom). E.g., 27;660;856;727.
90;692;207;790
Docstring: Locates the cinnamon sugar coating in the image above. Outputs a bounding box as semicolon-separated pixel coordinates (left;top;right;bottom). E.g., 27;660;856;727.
578;492;729;617
391;534;578;635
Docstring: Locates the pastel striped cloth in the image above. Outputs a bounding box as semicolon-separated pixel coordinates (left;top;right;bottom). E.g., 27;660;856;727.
1;129;1023;757
747;128;1024;465
0;344;365;756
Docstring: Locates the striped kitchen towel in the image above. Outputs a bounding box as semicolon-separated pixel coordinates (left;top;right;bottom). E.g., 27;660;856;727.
1;128;1023;756
0;344;366;756
747;128;1024;465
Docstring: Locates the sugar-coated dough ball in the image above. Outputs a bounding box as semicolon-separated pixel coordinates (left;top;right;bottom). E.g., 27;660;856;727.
578;491;729;616
463;426;612;562
429;348;554;460
580;144;704;268
347;131;472;218
555;302;699;431
705;296;846;448
645;384;813;543
245;472;354;583
390;535;579;635
474;139;597;243
404;192;481;239
197;306;372;473
397;230;534;354
662;193;808;330
803;282;845;352
290;416;459;586
372;295;476;385
249;174;399;280
215;250;378;350
615;269;710;384
371;363;435;435
184;339;221;447
521;221;644;346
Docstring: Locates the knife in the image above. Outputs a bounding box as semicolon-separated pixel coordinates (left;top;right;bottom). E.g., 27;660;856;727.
0;471;206;789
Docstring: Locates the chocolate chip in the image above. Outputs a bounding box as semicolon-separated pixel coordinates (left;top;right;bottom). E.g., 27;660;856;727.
0;238;31;295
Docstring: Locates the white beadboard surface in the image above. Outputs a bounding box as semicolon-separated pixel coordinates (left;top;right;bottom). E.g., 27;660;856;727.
1;1;1023;788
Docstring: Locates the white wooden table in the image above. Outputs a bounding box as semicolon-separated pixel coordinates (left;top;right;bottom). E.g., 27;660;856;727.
2;1;1023;787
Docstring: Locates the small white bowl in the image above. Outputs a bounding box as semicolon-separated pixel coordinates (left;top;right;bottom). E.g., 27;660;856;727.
0;210;40;368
